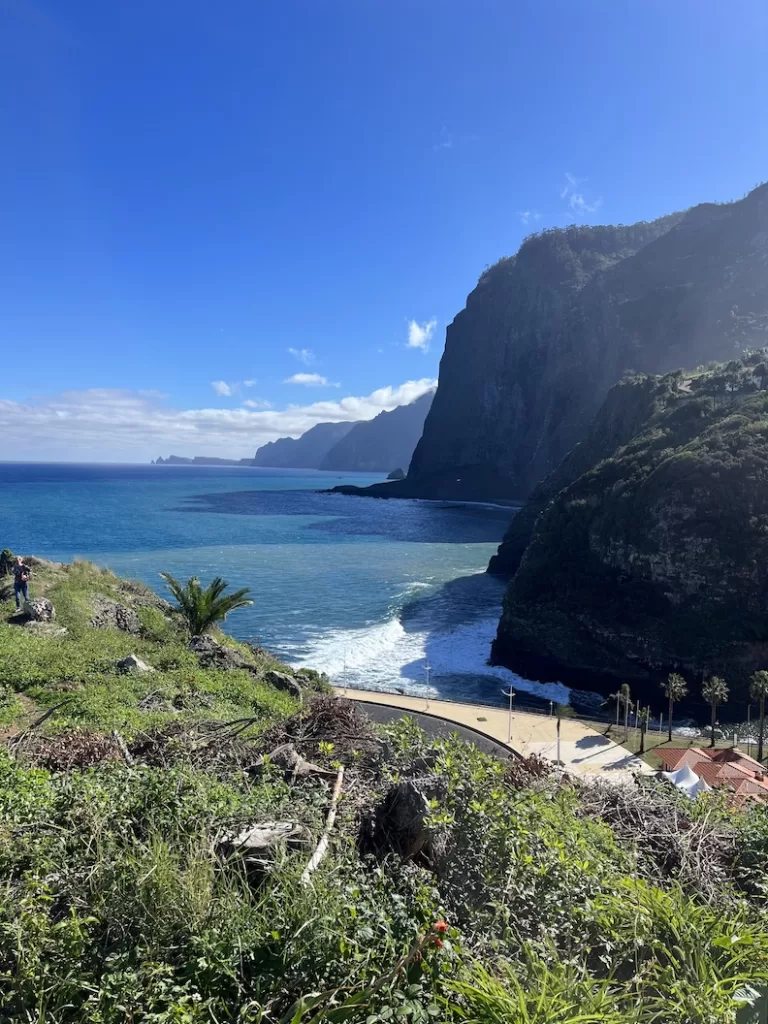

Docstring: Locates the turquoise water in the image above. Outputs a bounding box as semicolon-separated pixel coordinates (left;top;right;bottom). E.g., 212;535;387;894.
0;463;571;707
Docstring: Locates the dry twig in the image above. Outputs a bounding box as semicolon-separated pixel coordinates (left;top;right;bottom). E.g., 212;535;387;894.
300;765;345;884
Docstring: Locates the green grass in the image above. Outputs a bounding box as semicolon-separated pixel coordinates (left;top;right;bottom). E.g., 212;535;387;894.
1;558;768;1023
1;725;767;1022
0;559;297;737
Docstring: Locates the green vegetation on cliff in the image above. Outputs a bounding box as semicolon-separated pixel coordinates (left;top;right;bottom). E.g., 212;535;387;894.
492;354;768;701
1;559;768;1022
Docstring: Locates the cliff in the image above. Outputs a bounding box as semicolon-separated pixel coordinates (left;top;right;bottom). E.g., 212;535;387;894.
487;374;680;574
491;357;768;701
320;391;434;472
252;421;355;468
403;184;768;502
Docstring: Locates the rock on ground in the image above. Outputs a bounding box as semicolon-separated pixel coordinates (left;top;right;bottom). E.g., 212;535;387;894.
116;654;155;673
24;598;56;622
265;670;303;700
248;743;335;781
89;597;141;634
23;621;68;638
189;634;253;671
216;821;312;873
366;775;448;861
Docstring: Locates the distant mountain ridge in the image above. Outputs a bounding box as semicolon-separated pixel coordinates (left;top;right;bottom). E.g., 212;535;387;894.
153;456;254;466
320;391;434;472
251;422;356;469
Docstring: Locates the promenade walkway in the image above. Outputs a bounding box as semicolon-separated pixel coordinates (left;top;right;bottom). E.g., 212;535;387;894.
334;687;653;778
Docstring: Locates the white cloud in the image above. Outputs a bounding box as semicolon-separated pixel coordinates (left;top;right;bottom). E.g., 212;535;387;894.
569;193;602;215
284;372;337;387
433;126;453;151
287;347;315;365
559;172;601;217
407;318;437;351
432;127;477;152
0;379;438;461
243;379;256;388
560;171;584;198
211;380;232;396
518;210;541;226
242;398;272;409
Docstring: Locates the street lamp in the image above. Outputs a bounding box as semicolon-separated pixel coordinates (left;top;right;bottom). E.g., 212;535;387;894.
502;688;516;744
549;700;554;717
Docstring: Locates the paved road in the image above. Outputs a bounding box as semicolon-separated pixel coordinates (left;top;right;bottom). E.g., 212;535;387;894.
334;687;654;778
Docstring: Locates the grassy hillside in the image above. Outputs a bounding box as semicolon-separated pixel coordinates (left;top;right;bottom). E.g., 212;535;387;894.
1;558;767;1022
0;558;299;738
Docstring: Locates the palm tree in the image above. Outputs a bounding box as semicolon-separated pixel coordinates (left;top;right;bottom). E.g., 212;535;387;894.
160;573;253;636
661;672;688;742
638;706;650;755
702;676;729;748
608;689;622;731
750;670;768;762
619;683;632;743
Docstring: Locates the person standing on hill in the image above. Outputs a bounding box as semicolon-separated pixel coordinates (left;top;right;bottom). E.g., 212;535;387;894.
13;556;30;611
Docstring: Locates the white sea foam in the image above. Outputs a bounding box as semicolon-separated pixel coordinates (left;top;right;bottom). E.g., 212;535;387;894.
290;611;570;706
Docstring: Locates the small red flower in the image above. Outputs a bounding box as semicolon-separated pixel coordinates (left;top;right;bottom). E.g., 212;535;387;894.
432;937;444;949
432;920;448;934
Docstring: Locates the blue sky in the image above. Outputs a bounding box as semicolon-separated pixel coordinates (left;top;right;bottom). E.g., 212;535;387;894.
1;0;767;460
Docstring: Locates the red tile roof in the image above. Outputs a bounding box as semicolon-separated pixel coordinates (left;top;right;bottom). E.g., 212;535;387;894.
659;746;768;804
711;748;764;769
690;761;730;787
657;747;711;770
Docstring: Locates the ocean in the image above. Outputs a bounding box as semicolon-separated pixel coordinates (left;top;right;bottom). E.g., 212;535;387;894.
0;463;573;710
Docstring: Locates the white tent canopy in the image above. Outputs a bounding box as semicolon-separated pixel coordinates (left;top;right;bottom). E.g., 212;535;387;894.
661;763;711;799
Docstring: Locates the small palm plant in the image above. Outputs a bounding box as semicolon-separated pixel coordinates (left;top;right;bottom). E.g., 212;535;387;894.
702;675;729;748
750;670;768;762
160;573;253;636
661;672;688;742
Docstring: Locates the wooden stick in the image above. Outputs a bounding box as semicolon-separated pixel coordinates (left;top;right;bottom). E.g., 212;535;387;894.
300;765;344;885
112;730;134;765
9;699;72;755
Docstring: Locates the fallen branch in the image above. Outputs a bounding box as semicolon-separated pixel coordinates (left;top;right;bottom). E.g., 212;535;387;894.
8;699;72;756
300;765;344;885
112;730;134;765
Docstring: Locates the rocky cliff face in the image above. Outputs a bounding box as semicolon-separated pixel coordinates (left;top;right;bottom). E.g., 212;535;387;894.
487;374;680;574
252;422;356;469
491;358;768;702
320;391;434;473
406;184;768;502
